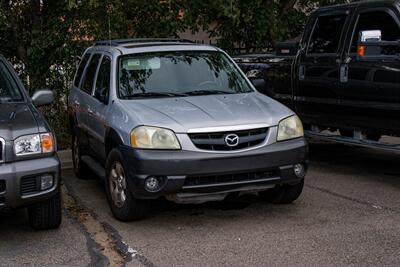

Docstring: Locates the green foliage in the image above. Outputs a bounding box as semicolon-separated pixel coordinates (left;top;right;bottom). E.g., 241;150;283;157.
0;0;350;148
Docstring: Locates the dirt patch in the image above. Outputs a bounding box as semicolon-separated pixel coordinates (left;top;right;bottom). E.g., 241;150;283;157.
62;185;126;267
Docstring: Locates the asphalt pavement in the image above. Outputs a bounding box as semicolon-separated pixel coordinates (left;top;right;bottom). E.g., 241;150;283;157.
1;142;400;267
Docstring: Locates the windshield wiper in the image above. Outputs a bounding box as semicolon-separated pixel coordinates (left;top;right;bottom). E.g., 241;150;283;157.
183;89;235;96
124;92;187;98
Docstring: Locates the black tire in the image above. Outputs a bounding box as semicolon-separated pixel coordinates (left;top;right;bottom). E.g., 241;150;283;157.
366;133;381;141
28;190;62;230
105;148;150;221
340;129;353;138
259;180;304;204
72;131;91;179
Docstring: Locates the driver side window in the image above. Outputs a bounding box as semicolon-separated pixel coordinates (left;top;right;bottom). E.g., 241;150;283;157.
94;56;111;104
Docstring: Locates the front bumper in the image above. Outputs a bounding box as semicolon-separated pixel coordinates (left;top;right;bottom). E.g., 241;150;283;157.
120;138;308;199
0;155;60;210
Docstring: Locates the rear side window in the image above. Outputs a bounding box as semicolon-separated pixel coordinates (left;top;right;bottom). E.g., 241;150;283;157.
350;11;400;52
308;14;347;54
81;54;101;94
73;53;91;88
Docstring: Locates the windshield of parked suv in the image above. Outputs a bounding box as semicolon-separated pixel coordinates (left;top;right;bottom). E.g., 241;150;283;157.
118;51;253;98
0;61;23;102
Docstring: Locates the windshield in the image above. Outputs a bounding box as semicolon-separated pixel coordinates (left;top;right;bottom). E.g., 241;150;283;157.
118;51;253;98
0;61;23;102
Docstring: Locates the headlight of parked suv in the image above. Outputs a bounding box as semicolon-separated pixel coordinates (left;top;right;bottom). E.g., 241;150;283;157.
130;126;181;150
277;115;304;141
14;133;55;156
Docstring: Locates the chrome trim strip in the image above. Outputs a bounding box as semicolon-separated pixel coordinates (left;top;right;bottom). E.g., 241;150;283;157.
0;137;5;163
187;123;271;134
182;177;280;189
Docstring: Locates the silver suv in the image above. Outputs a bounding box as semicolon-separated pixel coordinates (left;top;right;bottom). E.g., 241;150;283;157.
68;39;308;221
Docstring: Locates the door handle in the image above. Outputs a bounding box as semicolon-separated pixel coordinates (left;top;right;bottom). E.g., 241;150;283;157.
340;64;349;83
87;107;94;116
299;65;306;81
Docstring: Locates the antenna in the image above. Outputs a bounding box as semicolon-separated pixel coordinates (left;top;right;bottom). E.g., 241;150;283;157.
107;4;112;46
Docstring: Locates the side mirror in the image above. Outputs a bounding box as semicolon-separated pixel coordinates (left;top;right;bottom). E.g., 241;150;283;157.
31;89;54;107
95;87;108;104
360;30;382;42
357;30;400;60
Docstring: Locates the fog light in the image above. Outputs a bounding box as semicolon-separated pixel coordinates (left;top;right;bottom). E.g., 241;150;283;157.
294;164;305;178
40;175;54;191
145;176;165;192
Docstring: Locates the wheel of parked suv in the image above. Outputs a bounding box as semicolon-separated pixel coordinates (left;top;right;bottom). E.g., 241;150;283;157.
28;189;62;230
259;180;304;204
71;131;91;179
105;148;150;221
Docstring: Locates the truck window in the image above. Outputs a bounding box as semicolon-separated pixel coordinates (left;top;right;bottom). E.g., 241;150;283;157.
350;11;400;52
307;14;347;54
81;54;101;94
73;53;91;88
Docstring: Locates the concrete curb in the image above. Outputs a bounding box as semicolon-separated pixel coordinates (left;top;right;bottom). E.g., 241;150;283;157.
58;149;73;170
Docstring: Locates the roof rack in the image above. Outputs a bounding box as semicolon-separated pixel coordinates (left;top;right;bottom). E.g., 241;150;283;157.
94;38;195;47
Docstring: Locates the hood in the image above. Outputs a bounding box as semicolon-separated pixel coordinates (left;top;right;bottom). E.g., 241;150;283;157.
119;92;293;133
0;103;39;141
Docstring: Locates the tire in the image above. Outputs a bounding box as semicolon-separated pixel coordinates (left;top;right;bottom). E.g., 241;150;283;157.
340;129;353;138
259;180;304;204
105;148;150;221
72;131;91;179
28;190;62;230
366;133;381;141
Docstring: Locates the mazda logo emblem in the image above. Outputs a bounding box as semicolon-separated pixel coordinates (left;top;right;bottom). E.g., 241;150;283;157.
225;134;240;147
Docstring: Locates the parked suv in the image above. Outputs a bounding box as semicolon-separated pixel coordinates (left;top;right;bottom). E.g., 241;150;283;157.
0;55;61;230
68;39;308;221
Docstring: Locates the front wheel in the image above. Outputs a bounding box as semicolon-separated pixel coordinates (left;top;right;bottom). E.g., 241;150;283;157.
105;149;150;221
28;190;62;230
259;180;304;204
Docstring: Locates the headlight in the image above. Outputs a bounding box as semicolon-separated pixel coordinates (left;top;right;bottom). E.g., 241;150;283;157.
14;133;55;156
277;115;304;141
130;126;181;149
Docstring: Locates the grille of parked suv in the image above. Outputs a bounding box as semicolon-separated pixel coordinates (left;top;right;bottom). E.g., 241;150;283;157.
188;128;268;151
0;137;4;163
20;176;39;195
183;169;280;188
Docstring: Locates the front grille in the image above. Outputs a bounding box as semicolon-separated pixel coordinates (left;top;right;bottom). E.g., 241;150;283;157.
21;176;39;195
183;170;280;188
0;180;5;193
188;128;268;151
0;137;4;163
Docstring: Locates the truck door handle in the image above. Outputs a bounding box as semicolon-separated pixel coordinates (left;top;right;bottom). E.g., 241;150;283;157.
340;64;349;83
299;65;305;81
87;107;94;116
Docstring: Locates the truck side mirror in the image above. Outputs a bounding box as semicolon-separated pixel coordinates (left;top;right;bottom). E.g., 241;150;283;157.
357;30;400;60
31;89;54;107
360;30;382;42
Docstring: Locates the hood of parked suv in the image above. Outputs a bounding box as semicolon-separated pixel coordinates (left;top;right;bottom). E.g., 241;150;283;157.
0;103;39;141
119;92;293;133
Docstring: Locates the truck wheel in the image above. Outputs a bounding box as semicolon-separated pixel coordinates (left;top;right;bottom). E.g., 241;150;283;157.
72;133;91;179
28;190;62;230
105;148;150;221
259;180;304;204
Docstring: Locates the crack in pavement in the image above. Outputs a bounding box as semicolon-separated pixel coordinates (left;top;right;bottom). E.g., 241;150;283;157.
62;184;157;267
305;184;398;214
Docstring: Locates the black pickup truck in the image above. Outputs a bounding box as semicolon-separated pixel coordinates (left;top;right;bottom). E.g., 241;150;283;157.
235;0;400;149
